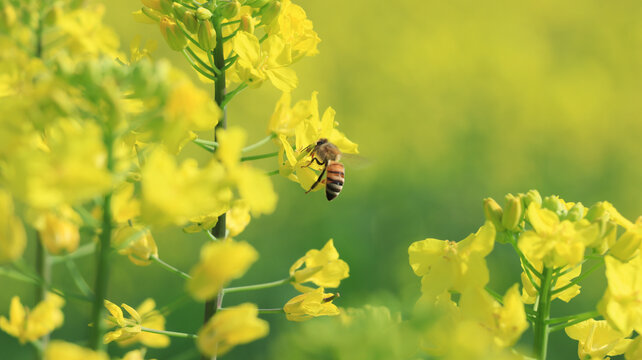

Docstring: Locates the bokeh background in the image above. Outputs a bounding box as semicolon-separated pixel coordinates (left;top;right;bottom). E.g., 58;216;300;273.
2;0;642;359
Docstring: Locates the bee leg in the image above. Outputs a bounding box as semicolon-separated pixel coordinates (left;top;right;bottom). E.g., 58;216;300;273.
305;165;327;194
305;157;325;167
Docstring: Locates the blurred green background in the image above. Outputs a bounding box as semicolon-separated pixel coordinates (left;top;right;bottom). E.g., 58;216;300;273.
2;0;642;359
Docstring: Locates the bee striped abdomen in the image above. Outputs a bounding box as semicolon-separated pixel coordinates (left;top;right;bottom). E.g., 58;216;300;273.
325;162;345;201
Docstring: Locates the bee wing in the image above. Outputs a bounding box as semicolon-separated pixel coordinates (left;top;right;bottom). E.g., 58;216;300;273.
339;153;372;170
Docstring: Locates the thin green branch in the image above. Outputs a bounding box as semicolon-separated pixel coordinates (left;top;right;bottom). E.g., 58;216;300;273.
65;259;94;298
223;277;291;294
140;327;197;339
194;138;219;149
182;50;217;80
551;259;604;296
549;311;601;333
224;54;238;65
50;242;96;264
510;237;542;279
266;169;279;176
484;286;503;305
185;46;220;75
222;28;240;42
8;262;92;302
221;20;241;27
546;310;600;325
193;141;216;153
151;256;191;280
242;133;277;153
175;20;202;49
241;152;278;162
221;83;248;107
159;294;191;317
259;308;284;314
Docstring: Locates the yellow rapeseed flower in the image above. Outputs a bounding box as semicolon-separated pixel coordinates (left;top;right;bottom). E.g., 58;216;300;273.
227;200;251;237
103;300;142;344
112;225;158;266
598;256;642;335
31;206;81;255
409;221;495;301
187;239;259;301
197;303;268;357
45;340;108;360
289;239;349;292
284;287;340;321
0;189;26;263
116;299;170;348
267;0;321;62
518;202;600;268
521;262;582;304
565;319;632;360
0;294;64;343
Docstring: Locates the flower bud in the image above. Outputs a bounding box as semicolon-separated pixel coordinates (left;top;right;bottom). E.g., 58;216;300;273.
196;7;213;20
0;4;17;31
483;198;504;231
609;230;642;262
159;16;187;51
141;0;162;11
542;195;565;217
182;10;198;33
197;19;217;51
112;225;158;266
565;203;585;221
39;214;80;255
240;13;254;33
260;0;281;25
219;0;241;19
160;0;173;14
585;202;607;222
502;193;523;231
523;189;542;209
172;2;188;18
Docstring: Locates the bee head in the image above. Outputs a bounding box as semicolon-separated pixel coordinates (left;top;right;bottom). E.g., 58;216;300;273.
316;138;328;146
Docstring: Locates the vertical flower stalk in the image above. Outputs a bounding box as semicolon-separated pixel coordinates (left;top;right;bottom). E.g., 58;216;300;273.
89;128;115;350
533;265;553;359
202;15;226;360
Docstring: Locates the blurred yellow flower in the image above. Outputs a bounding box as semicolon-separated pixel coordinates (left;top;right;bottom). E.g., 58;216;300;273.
519;202;600;268
111;182;141;225
598;256;642;335
227;200;251;237
289;239;349;292
284;287;340;321
565;319;632;360
117;299;170;348
197;303;268;357
45;340;108;360
609;219;642;262
0;294;64;343
233;31;298;91
626;336;642;360
31;206;81;255
103;300;142;344
140;147;231;227
409;221;495;301
0;190;26;263
187;239;259;301
267;0;320;62
122;349;147;360
112;225;158;266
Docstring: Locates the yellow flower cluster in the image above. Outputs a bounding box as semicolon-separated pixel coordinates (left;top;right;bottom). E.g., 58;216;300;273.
0;294;64;344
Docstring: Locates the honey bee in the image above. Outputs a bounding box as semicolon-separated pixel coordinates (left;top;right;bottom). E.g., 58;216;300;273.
304;138;345;201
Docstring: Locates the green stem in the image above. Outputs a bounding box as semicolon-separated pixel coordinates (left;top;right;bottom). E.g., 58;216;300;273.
151;256;191;280
549;311;600;333
185;46;220;75
221;83;248;107
203;16;228;360
546;310;599;325
140;327;197;339
221;20;241;27
258;308;284;314
89;127;115;351
159;294;191;317
50;242;96;264
533;266;553;360
266;169;279;176
242;133;277;153
223;277;291;294
9;262;92;302
551;259;604;296
484;286;503;305
65;259;94;298
194;138;219;149
240;152;278;162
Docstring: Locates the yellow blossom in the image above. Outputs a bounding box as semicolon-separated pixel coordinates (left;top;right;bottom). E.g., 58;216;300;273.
609;218;642;262
518;202;600;268
0;190;26;263
122;349;147;360
45;341;108;360
598;256;642;335
267;0;320;62
117;299;170;348
565;319;632;360
459;284;528;348
284;287;340;321
289;239;349;292
187;239;259;301
103;300;142;344
0;294;64;343
112;225;158;266
233;31;298;91
227;200;251;237
626;336;642;360
30;206;81;255
111;182;141;224
409;221;495;301
197;303;268;357
141;147;231;227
